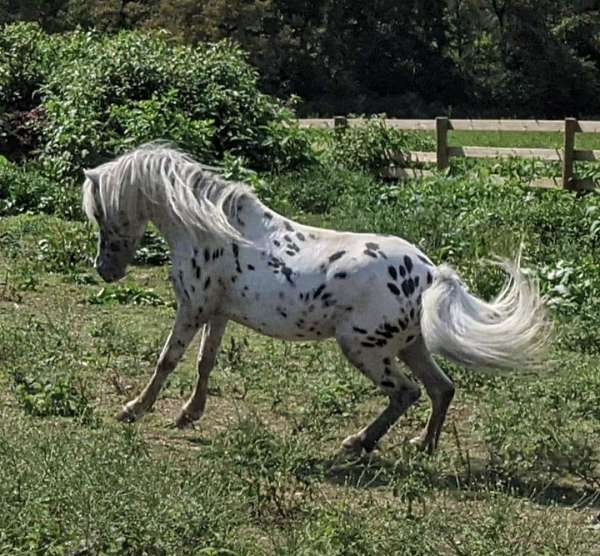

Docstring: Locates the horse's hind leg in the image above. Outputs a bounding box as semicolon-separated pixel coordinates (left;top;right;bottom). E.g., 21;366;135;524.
117;307;202;422
175;316;228;428
399;337;455;454
337;335;421;454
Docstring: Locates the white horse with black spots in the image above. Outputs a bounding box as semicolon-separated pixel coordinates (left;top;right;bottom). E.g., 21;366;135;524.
83;144;551;454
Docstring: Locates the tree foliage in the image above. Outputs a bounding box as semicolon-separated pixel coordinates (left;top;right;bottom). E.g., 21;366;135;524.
1;0;598;117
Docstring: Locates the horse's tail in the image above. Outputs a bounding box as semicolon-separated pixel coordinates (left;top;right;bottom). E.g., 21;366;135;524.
420;260;551;371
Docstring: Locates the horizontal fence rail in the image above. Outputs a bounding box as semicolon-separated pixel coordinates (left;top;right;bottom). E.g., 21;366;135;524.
298;116;600;191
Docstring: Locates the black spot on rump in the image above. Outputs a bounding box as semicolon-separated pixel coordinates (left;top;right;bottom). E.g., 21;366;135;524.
204;248;210;262
329;250;346;263
365;242;380;250
313;284;326;299
364;249;378;258
281;266;295;285
296;232;306;241
427;272;433;284
334;272;347;279
404;255;413;274
353;326;368;334
387;283;400;295
401;280;411;297
247;264;255;271
418;254;433;266
388;266;397;280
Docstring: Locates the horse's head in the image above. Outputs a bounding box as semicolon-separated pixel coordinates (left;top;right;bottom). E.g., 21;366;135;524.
83;167;148;283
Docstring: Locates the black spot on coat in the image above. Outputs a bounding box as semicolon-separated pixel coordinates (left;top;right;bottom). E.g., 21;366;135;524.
329;250;346;263
388;283;400;296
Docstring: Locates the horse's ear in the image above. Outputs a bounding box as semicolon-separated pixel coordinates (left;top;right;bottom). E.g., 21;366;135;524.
84;169;100;188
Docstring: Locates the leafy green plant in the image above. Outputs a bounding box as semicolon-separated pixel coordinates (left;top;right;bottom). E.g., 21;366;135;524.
10;370;93;421
86;284;171;307
33;29;313;178
320;117;434;174
36;224;95;273
0;160;82;219
108;90;215;157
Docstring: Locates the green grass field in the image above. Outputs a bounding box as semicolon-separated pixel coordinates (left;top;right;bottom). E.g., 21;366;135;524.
1;163;599;554
450;130;600;150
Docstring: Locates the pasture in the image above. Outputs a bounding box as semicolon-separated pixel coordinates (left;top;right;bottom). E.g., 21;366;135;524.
1;157;599;554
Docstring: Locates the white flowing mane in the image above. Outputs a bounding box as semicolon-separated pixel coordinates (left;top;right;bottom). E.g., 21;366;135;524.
82;144;255;241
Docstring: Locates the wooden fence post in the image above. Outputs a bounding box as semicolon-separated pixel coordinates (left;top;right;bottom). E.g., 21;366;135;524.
334;116;347;135
436;116;449;170
562;117;577;189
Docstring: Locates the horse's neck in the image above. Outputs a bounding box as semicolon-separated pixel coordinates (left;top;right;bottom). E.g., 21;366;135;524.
148;195;273;258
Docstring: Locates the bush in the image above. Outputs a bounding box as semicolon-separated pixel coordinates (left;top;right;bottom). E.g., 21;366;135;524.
0;160;81;219
320;117;434;173
0;23;315;178
34;28;313;177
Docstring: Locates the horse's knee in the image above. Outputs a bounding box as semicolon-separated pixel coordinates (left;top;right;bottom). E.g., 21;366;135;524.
441;382;455;405
391;382;421;407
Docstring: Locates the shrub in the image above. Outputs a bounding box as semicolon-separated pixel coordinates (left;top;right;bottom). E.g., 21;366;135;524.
35;29;313;178
319;117;434;173
0;160;81;219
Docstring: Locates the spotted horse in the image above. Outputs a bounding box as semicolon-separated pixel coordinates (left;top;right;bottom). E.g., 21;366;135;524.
83;144;551;454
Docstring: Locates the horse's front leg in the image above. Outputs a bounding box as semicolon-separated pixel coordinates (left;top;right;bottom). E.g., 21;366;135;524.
175;316;228;428
117;306;202;422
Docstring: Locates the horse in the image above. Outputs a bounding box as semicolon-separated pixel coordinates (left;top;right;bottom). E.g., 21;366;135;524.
82;144;551;454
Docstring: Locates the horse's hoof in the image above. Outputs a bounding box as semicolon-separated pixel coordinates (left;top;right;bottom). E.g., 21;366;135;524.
116;407;137;423
409;435;434;454
174;411;198;430
341;434;364;455
409;435;425;448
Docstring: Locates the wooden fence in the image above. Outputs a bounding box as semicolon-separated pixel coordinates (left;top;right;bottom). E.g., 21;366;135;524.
298;117;600;191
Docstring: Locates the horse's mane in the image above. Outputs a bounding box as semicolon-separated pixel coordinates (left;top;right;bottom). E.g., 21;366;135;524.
82;143;254;242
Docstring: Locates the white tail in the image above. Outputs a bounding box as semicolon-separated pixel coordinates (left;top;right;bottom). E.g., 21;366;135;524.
420;260;552;371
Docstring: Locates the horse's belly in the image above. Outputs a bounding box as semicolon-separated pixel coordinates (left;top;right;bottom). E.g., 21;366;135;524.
223;296;338;341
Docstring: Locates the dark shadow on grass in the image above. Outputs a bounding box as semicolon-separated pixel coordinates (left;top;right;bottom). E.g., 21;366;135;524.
320;451;600;510
171;426;600;511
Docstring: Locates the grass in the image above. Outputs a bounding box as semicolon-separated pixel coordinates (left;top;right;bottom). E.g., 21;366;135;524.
1;163;600;554
450;130;600;150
